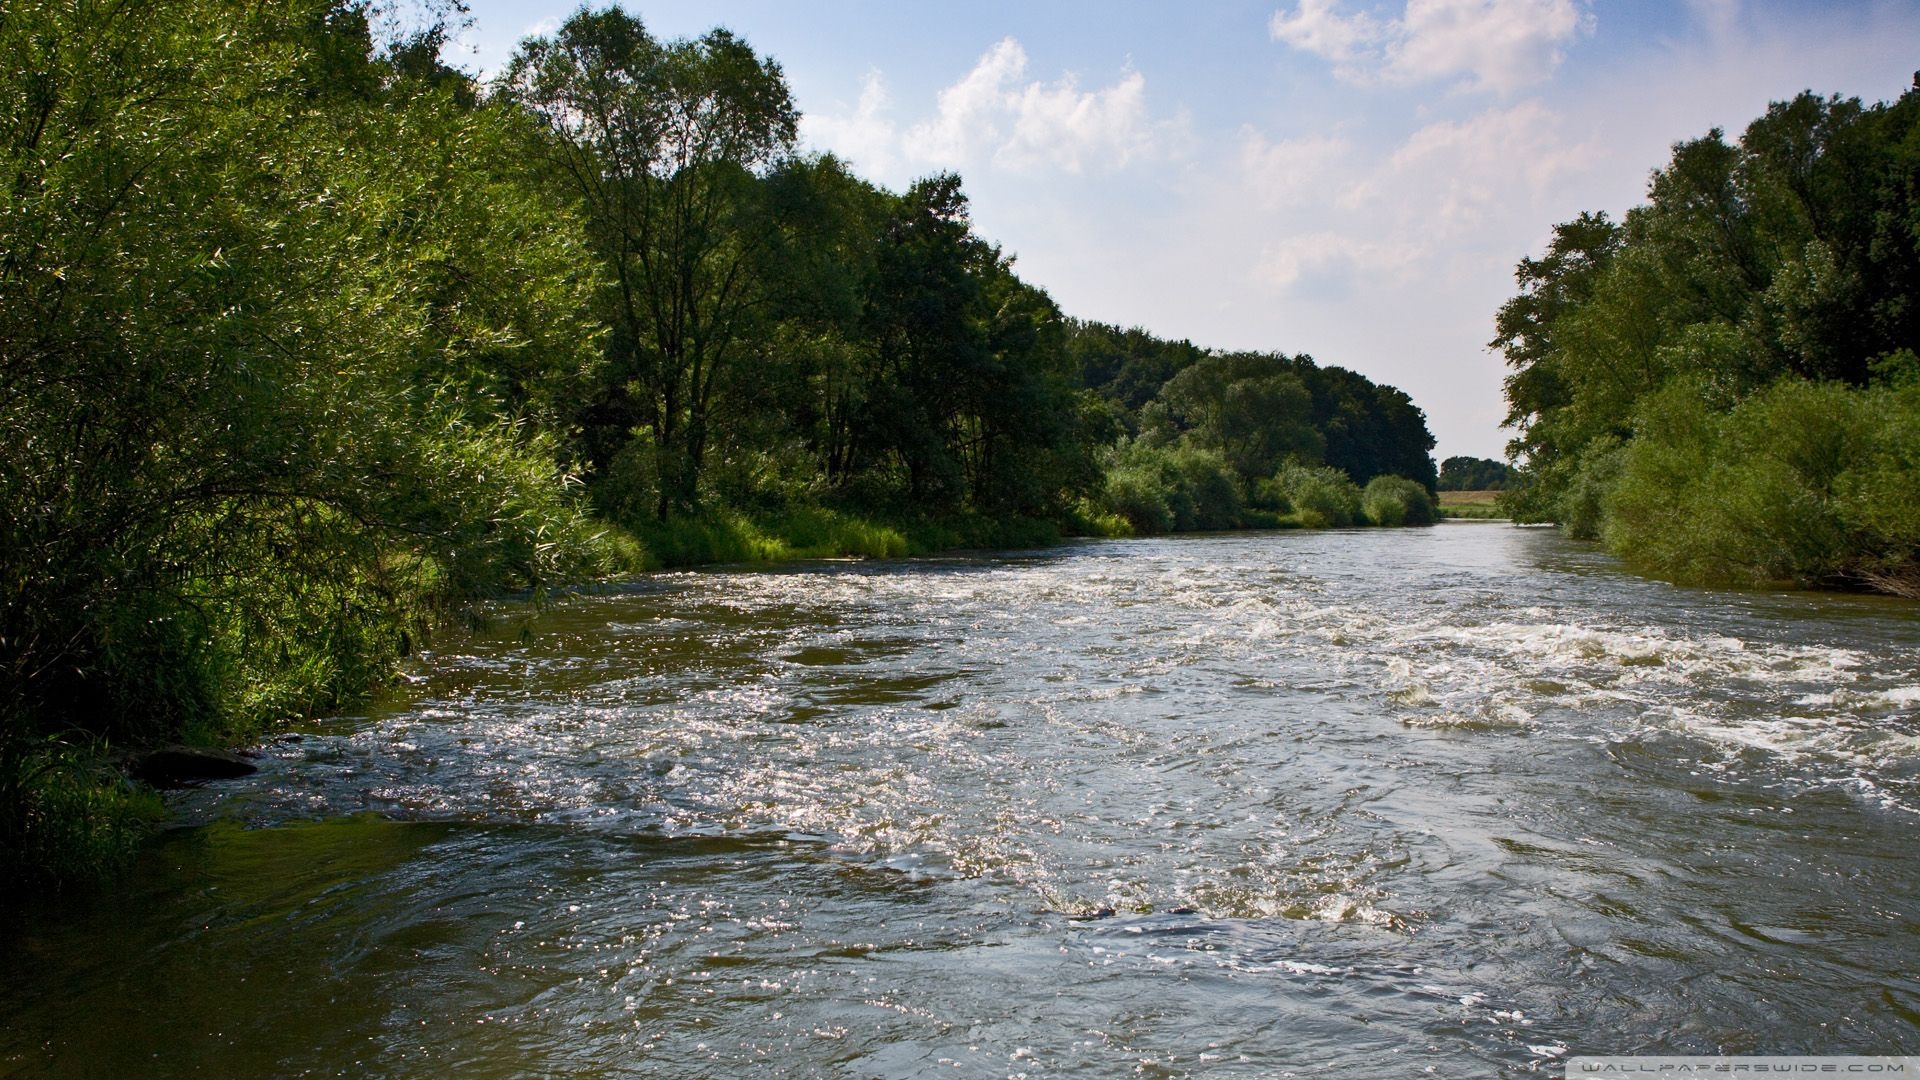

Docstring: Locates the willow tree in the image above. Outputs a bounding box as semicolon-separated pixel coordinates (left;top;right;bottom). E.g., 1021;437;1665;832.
1;0;625;883
500;6;798;519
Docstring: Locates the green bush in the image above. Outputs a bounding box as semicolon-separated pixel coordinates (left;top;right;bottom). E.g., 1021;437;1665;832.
1560;435;1628;540
1605;377;1920;591
1271;464;1363;528
1099;441;1250;533
1102;453;1179;533
1362;475;1437;527
763;506;911;559
1167;446;1244;531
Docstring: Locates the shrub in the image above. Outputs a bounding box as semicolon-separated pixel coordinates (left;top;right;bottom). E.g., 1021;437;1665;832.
1102;453;1178;533
1167;445;1244;531
1605;377;1920;591
1560;435;1627;540
1;740;165;896
1271;463;1363;528
1362;475;1437;527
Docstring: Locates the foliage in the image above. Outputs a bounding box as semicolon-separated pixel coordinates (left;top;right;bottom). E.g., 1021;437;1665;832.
1604;378;1920;591
0;0;634;885
1437;456;1517;491
1270;464;1365;529
0;0;1442;885
0;740;165;894
1074;324;1437;491
1362;476;1437;527
1099;442;1244;533
1495;82;1920;593
500;8;799;518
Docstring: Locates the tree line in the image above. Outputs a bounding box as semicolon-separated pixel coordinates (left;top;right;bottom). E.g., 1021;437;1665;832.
0;0;1437;885
1495;80;1920;597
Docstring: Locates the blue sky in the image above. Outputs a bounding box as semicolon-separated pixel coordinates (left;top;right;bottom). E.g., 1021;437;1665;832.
451;1;1920;460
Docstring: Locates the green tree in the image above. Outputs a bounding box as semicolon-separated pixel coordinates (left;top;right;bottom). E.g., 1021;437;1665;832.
1437;456;1516;490
1148;353;1323;486
501;6;799;518
1;0;628;884
1495;81;1920;591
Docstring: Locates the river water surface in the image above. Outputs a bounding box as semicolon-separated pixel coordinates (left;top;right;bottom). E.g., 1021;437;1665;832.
6;524;1920;1077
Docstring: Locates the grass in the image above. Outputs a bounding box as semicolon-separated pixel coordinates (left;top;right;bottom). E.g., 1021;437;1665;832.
624;505;1081;569
1437;489;1509;519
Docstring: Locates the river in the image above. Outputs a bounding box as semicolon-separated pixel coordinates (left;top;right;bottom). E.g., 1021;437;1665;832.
5;524;1919;1077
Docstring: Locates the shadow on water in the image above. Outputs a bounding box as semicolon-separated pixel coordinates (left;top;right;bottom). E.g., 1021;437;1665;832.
0;815;970;1079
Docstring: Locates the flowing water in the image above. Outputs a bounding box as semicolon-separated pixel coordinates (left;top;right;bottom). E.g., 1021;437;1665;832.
6;524;1920;1077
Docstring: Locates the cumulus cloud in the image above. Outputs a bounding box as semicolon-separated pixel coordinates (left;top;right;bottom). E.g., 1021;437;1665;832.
1237;99;1591;298
803;37;1164;177
1345;101;1595;232
1269;0;1593;94
799;70;900;177
1256;231;1421;289
1269;0;1386;65
998;66;1153;172
906;37;1162;172
1240;130;1354;209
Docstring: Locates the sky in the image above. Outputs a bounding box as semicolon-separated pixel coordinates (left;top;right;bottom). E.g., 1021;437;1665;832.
448;0;1920;461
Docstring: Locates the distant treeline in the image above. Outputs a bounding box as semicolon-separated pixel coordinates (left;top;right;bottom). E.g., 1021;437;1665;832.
1069;323;1438;533
1437;456;1517;491
0;1;1435;884
1496;82;1920;597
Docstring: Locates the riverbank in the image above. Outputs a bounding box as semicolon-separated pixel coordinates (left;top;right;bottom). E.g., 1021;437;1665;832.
1437;489;1509;520
4;489;1462;896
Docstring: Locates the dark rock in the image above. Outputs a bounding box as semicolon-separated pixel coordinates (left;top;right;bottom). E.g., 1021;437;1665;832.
131;746;259;788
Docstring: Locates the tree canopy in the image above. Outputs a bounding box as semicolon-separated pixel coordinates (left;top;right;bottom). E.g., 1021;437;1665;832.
0;0;1440;885
1495;82;1920;595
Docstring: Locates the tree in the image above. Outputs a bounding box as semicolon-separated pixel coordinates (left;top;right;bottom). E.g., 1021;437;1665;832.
1;0;629;882
1437;456;1516;490
500;6;799;518
1493;80;1920;590
1146;353;1322;485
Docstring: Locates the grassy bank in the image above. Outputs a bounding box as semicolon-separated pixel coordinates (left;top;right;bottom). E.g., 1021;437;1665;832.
9;483;1459;896
1437;490;1510;520
623;506;1080;568
0;505;1083;894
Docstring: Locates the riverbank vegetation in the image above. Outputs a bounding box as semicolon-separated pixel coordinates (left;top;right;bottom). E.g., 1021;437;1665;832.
1495;82;1920;596
1438;456;1516;491
0;0;1438;886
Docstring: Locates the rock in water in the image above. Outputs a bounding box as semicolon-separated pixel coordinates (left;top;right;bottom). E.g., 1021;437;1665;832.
131;746;259;788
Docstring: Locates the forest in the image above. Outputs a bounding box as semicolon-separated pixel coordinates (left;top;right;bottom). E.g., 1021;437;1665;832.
1495;81;1920;598
0;1;1438;885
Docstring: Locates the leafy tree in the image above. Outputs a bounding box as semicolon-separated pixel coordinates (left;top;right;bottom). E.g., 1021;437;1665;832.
1270;464;1364;528
1437;456;1517;490
1362;476;1437;527
1495;81;1920;591
1146;353;1323;485
500;6;799;518
1071;321;1208;413
1;0;629;884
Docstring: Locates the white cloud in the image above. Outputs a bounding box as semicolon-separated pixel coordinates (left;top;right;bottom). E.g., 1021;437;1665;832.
1000;68;1154;171
1240;130;1353;208
901;38;1028;165
1235;100;1591;303
1346;101;1595;232
1269;0;1385;65
1256;231;1421;288
1269;0;1593;94
894;37;1164;174
799;70;900;177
